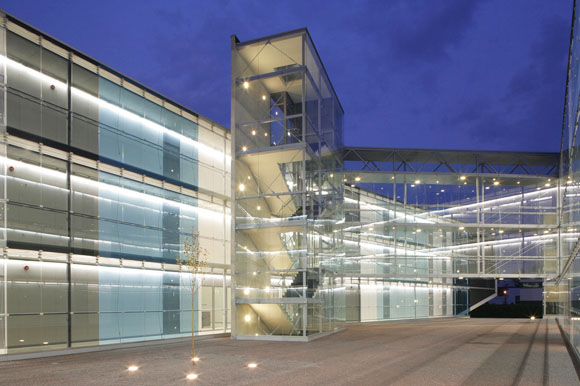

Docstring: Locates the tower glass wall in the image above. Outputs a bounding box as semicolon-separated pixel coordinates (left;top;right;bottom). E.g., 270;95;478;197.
231;30;345;340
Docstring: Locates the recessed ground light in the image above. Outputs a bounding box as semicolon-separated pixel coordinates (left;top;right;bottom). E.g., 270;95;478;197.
530;316;536;320
42;342;49;345
128;365;139;372
248;363;258;368
186;373;198;380
18;339;24;343
192;356;200;362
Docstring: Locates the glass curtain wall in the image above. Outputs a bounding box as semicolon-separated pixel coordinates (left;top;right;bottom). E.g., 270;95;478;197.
0;15;231;355
232;29;344;340
343;171;558;321
549;0;580;357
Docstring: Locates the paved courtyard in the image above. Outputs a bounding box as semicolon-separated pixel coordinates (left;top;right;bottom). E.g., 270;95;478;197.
0;318;578;385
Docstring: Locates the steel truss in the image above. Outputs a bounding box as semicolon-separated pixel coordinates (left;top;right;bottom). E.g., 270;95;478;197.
342;147;559;177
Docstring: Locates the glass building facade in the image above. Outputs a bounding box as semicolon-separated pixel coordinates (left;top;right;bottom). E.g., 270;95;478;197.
1;6;578;356
0;13;231;354
547;0;580;361
231;30;345;340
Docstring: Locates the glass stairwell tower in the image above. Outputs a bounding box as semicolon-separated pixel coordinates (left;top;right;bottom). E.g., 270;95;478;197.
231;29;345;341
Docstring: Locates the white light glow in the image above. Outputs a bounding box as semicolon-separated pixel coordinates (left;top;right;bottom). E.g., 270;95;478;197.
2;55;228;163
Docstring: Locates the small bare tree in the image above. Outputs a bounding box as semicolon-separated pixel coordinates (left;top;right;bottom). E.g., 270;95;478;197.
177;231;208;365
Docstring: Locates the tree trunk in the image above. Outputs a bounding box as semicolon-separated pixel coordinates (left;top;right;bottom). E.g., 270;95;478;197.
192;282;195;363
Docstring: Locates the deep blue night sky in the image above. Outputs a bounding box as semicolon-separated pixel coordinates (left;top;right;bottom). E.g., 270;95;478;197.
2;1;573;152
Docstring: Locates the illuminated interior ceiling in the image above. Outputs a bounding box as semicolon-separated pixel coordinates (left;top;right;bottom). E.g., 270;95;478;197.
237;35;303;102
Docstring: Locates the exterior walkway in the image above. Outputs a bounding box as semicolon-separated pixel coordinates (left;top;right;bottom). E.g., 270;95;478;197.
0;318;578;385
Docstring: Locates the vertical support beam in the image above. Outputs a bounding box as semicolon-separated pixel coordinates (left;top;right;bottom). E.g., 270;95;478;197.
0;11;8;354
481;166;486;274
223;134;228;333
476;176;480;275
557;177;562;275
393;175;397;274
66;52;73;348
229;35;238;339
301;35;308;338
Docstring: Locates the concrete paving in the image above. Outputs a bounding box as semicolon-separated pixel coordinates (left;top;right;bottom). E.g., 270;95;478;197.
0;318;578;385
